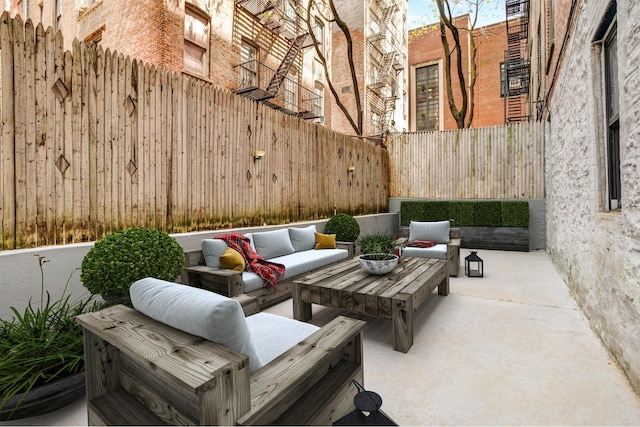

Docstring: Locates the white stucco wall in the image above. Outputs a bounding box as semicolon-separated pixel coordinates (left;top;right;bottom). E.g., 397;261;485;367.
546;0;640;392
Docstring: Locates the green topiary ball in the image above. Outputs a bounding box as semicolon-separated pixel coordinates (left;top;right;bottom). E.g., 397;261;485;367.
80;227;185;297
323;213;360;242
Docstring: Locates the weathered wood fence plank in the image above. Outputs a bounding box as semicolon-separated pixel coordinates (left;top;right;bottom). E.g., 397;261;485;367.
387;122;545;200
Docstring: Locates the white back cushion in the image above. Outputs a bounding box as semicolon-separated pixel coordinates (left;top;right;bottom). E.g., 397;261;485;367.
201;238;228;268
130;278;264;373
288;225;317;252
252;229;295;259
246;312;319;367
409;220;450;244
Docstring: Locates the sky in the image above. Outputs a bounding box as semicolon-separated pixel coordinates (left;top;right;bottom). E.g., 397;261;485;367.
407;0;507;30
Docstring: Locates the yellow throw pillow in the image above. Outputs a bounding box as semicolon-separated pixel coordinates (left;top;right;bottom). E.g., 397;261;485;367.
219;247;246;272
315;232;337;249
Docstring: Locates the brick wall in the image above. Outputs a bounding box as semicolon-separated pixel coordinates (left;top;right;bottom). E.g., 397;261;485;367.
408;16;508;130
330;27;366;136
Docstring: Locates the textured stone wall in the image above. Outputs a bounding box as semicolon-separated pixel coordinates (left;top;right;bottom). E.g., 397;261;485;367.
546;0;640;392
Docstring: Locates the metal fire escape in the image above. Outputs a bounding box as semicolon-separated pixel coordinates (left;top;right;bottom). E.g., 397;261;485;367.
367;0;403;135
504;0;531;123
234;0;320;119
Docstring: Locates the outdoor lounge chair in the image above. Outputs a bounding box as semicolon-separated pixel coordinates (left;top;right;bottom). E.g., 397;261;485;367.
76;278;366;425
400;220;462;276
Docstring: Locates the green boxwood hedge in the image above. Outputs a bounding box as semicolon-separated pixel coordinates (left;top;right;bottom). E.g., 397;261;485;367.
501;200;530;227
400;200;529;228
423;201;449;222
474;201;502;227
448;201;474;226
399;201;425;226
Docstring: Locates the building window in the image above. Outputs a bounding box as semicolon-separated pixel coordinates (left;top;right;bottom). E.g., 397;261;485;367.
184;5;210;77
284;68;298;111
500;62;507;97
284;0;297;21
313;82;323;118
239;42;257;89
55;0;61;31
603;24;620;209
415;64;438;131
313;17;324;56
500;59;526;97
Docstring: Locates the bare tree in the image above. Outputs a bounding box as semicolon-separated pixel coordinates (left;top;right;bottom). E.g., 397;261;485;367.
412;0;492;129
302;0;364;136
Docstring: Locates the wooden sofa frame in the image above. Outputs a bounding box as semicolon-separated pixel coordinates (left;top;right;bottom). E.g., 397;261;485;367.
182;242;355;312
399;227;462;277
77;304;366;426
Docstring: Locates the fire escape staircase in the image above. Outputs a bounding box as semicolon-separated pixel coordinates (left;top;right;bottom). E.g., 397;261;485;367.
235;32;318;118
504;0;531;123
366;0;401;135
264;33;307;97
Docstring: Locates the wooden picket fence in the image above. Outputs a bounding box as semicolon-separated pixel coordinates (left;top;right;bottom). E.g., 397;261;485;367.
0;13;389;250
387;122;545;199
0;13;545;251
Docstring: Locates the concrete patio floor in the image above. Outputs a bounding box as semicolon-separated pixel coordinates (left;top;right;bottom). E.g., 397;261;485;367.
3;249;640;425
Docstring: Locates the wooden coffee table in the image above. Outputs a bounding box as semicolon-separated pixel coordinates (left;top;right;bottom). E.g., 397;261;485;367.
293;257;449;353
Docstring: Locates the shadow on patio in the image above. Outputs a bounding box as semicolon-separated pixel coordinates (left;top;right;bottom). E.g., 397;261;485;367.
3;250;640;426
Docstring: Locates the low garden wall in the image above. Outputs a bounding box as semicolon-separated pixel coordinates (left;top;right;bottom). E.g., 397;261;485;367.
0;213;399;320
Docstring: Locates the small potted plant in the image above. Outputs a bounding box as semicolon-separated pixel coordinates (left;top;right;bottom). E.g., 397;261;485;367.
80;227;185;303
356;232;398;275
0;255;100;421
323;213;360;242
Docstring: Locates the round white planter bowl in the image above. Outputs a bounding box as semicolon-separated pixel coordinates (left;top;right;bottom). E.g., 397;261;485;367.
358;254;399;275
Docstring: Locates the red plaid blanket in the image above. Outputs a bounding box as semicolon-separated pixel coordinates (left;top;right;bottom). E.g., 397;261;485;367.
407;240;437;248
215;232;285;292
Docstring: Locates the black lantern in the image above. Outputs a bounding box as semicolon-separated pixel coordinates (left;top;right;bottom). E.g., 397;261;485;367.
465;251;483;277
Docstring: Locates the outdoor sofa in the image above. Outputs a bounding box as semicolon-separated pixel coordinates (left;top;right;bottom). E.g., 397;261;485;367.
76;278;366;425
183;225;353;312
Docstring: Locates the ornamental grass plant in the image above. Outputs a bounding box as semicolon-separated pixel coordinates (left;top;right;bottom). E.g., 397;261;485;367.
0;255;100;417
357;232;396;260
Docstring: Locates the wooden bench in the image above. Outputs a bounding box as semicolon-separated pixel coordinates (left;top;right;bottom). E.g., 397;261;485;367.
77;304;366;426
181;241;355;313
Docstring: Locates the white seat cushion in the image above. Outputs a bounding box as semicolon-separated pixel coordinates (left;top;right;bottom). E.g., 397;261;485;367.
270;249;349;280
130;278;265;373
246;312;319;368
242;271;267;293
402;244;448;260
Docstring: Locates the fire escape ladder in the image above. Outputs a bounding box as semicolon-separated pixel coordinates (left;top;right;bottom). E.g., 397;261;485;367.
265;33;307;96
504;0;531;123
382;95;398;130
379;52;395;78
380;4;396;31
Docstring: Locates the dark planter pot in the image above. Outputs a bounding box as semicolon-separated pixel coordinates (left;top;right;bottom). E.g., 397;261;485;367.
101;293;131;307
459;226;529;252
0;371;85;421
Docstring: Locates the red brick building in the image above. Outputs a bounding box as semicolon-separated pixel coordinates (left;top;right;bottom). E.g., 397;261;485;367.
408;15;512;130
9;0;408;138
10;0;331;127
